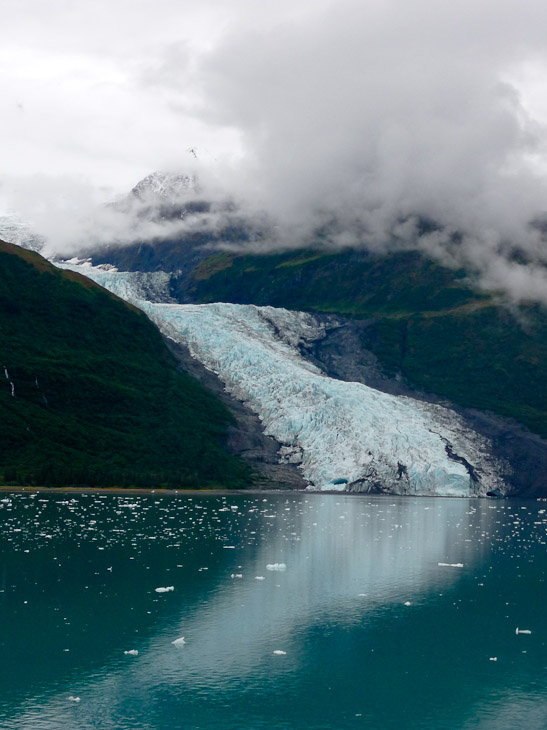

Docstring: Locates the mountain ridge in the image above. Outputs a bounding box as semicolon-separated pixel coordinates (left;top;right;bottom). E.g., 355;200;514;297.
0;239;251;489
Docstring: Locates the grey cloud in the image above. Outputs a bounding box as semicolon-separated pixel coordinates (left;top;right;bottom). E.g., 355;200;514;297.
169;0;547;301
4;0;547;302
0;171;230;257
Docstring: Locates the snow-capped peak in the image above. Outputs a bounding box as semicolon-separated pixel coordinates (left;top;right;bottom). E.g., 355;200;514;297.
130;171;199;205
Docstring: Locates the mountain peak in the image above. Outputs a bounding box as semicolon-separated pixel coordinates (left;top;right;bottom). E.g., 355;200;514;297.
130;171;199;205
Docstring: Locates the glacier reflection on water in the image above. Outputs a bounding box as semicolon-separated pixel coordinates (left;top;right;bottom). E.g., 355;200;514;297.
2;492;547;730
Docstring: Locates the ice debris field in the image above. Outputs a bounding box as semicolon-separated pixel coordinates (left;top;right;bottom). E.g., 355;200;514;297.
1;491;543;729
60;263;508;496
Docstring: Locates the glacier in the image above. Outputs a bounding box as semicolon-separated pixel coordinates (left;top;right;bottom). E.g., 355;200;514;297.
59;264;508;496
0;213;46;252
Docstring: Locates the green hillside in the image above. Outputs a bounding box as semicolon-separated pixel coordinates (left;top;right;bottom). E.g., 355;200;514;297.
188;247;547;438
0;240;250;488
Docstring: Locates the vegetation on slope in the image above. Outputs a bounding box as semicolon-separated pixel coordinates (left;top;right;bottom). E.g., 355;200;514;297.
0;240;250;488
188;247;547;438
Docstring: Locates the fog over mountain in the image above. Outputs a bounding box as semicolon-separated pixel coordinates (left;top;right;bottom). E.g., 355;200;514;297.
3;0;547;300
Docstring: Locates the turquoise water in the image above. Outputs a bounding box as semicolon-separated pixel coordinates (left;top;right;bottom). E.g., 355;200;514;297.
0;492;546;729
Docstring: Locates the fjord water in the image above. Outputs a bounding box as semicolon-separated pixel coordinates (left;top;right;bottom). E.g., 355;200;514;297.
0;493;545;730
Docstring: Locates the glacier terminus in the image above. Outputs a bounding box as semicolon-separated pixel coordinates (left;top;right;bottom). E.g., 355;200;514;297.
60;262;509;497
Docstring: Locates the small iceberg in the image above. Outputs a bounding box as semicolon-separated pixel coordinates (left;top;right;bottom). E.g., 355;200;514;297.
124;650;138;656
67;696;81;702
515;628;532;635
172;637;186;647
273;650;287;655
438;562;464;568
266;563;287;571
155;586;174;593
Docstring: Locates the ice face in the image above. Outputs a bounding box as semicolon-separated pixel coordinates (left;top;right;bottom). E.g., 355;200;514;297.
58;264;507;496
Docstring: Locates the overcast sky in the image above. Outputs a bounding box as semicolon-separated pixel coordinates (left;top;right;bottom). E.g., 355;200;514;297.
3;0;547;298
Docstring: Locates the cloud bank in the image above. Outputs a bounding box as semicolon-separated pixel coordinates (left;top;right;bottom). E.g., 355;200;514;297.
3;0;547;300
185;0;547;300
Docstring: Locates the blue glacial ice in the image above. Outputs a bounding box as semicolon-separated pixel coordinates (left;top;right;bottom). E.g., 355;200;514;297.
59;265;507;496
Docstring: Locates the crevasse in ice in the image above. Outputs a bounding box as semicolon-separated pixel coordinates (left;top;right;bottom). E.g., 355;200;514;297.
59;265;507;496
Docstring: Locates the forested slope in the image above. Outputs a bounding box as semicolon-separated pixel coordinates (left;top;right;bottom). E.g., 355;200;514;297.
0;240;249;488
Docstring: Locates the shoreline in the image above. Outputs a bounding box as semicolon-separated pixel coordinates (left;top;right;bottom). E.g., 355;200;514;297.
0;486;294;497
0;486;528;499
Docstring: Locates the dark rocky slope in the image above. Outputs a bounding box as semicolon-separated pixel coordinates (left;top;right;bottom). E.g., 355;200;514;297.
301;314;547;497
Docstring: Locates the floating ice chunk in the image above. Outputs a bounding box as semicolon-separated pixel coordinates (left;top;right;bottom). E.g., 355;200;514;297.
266;563;287;571
515;628;532;635
172;637;186;647
273;650;287;655
255;576;266;580
438;562;464;568
230;574;243;579
489;657;498;661
67;696;80;702
223;546;235;549
124;650;138;656
404;601;412;606
155;586;174;593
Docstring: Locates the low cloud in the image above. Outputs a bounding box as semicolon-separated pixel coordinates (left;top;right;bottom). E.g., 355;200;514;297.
4;0;547;301
181;0;547;302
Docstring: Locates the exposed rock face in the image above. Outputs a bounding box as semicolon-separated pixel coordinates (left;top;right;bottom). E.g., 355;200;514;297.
305;314;547;498
165;338;307;490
